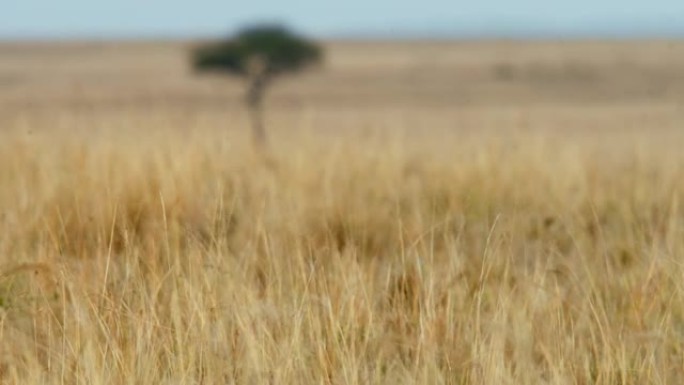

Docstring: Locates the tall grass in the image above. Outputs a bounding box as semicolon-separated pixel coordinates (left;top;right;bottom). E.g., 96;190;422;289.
1;123;683;384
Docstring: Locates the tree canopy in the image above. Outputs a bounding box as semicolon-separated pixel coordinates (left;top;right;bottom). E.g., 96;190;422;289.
193;25;322;78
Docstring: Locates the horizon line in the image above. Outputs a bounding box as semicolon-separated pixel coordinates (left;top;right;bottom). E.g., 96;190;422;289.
3;24;684;43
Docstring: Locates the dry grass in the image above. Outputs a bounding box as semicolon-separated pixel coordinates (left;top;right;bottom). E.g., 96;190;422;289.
1;41;684;384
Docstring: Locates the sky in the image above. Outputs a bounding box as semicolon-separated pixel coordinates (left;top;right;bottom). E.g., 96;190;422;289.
1;0;684;40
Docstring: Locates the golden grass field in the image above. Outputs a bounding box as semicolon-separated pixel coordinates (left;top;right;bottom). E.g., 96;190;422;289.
2;40;684;384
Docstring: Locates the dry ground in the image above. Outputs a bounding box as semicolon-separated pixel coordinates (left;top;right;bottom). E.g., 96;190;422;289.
1;40;684;384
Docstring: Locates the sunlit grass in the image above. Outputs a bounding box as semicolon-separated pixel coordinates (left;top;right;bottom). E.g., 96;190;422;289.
1;122;683;384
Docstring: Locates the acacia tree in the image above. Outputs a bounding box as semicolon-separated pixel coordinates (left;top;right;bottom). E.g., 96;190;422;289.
193;25;322;147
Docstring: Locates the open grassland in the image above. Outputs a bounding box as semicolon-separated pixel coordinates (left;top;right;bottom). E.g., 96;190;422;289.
2;41;684;384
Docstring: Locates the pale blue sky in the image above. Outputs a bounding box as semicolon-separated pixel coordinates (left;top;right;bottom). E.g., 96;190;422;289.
2;0;684;40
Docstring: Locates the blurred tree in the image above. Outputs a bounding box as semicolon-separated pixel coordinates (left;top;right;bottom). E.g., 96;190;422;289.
193;25;323;147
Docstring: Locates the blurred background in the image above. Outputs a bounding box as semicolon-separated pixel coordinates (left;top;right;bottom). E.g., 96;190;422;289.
2;0;684;137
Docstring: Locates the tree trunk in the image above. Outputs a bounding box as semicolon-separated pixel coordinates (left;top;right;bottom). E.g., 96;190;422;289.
246;76;268;148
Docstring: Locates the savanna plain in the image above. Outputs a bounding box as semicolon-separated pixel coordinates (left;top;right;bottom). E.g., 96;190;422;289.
2;40;684;384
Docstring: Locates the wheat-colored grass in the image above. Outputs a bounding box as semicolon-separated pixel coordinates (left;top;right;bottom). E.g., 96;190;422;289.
2;41;684;384
2;124;684;384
